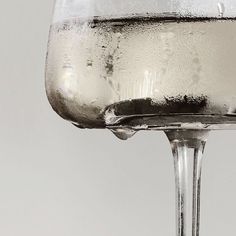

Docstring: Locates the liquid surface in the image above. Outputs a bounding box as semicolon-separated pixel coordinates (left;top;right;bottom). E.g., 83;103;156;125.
46;16;236;130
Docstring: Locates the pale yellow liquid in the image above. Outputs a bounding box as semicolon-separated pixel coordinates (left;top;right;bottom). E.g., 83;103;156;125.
46;17;236;128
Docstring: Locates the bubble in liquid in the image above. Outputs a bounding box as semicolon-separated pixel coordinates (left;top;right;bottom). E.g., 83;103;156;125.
217;2;225;17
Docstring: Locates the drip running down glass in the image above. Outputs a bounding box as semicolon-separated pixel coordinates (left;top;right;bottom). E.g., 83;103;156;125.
45;0;236;235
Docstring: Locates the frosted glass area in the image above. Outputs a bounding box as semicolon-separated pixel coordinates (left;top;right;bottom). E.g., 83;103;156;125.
53;0;236;23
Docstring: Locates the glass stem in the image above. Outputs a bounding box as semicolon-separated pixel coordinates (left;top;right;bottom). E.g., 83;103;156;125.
165;130;209;236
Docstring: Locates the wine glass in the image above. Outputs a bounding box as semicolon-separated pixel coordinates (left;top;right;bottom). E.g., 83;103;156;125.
45;0;236;235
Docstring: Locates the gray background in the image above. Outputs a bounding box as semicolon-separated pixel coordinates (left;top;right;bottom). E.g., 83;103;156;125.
1;0;236;235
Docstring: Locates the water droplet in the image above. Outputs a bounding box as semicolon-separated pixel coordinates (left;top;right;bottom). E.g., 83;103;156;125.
161;68;167;75
193;57;200;64
217;2;225;17
90;99;97;105
116;32;122;37
87;59;93;67
111;128;136;140
197;66;202;73
192;74;200;83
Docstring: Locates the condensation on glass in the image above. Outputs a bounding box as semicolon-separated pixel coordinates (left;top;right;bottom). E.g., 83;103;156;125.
46;0;236;130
